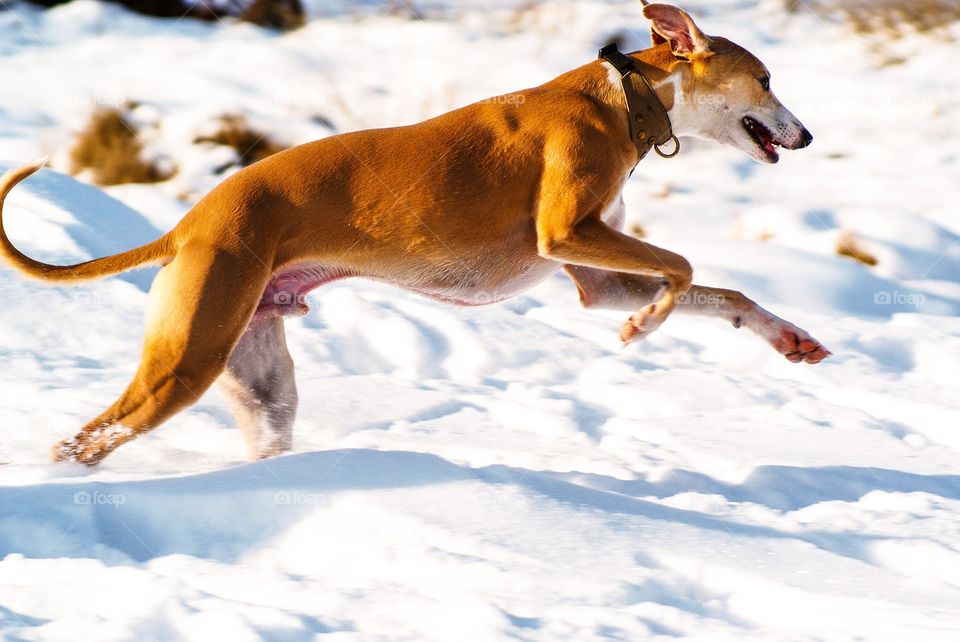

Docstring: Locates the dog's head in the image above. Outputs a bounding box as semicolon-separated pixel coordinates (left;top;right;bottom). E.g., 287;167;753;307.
643;2;812;163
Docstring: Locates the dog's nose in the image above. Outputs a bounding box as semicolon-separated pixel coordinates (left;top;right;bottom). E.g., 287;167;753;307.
798;127;813;148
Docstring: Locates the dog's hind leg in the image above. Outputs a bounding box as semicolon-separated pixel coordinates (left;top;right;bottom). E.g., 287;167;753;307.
217;316;298;460
52;244;272;465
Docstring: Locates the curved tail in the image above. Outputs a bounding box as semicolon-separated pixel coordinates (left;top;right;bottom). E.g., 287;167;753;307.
0;161;173;283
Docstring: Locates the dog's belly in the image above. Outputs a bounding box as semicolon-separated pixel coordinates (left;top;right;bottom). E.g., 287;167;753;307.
403;256;561;306
253;256;560;321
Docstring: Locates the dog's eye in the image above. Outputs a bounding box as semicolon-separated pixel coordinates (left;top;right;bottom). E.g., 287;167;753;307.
758;76;770;91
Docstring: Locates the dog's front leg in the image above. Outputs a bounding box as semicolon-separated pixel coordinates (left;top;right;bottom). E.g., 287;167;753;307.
541;215;690;344
565;266;831;364
534;157;692;344
676;284;831;363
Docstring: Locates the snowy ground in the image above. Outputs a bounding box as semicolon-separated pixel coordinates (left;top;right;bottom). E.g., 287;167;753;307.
1;1;960;640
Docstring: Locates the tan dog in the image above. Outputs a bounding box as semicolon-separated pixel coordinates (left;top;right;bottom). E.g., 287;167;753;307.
0;3;830;465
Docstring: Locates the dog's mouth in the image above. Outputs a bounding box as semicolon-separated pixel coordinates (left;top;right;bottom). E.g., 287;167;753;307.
742;116;780;163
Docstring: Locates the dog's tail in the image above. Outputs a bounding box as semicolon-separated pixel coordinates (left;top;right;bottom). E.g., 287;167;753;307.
0;160;174;284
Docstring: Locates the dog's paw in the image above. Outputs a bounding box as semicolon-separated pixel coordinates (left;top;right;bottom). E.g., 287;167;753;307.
52;438;106;466
768;326;832;364
620;302;667;345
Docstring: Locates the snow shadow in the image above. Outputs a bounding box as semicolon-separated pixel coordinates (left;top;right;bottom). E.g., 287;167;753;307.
0;450;473;563
4;451;957;568
545;464;960;512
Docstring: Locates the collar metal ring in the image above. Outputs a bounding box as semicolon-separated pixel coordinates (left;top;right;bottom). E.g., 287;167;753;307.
655;134;680;158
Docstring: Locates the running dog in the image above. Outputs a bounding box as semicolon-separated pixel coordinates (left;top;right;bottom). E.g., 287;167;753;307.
0;2;830;465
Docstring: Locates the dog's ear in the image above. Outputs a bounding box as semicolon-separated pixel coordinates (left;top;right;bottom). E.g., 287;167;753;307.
643;3;712;58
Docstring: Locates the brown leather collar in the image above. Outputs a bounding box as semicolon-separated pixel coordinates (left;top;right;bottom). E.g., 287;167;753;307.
599;43;679;165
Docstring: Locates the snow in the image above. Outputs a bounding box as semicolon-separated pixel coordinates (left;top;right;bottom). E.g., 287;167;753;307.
1;1;960;640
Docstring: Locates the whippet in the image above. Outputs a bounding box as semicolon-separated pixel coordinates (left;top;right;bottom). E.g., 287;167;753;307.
0;3;830;465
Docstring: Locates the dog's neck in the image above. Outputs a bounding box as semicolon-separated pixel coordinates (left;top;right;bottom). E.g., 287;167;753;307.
563;45;703;140
624;47;705;139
